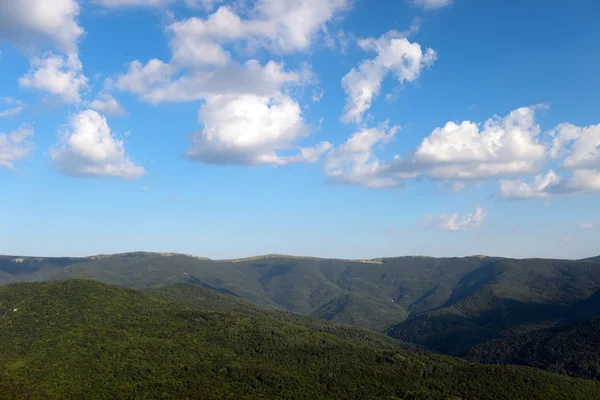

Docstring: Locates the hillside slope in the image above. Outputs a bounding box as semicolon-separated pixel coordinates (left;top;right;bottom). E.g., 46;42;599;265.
0;253;532;331
3;253;600;355
143;283;409;351
387;258;600;354
1;280;600;399
465;317;600;380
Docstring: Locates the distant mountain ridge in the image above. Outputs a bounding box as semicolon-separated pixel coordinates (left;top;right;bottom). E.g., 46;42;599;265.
0;253;504;331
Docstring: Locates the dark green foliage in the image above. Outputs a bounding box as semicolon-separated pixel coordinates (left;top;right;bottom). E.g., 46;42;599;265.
0;254;530;332
387;258;600;354
4;252;600;380
1;280;600;399
144;283;409;351
465;317;600;380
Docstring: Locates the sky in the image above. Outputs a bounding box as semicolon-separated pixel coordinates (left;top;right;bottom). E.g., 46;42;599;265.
0;0;599;260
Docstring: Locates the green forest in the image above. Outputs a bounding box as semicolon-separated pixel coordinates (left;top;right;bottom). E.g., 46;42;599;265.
1;280;600;399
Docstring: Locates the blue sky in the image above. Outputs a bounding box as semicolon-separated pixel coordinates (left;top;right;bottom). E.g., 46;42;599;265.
0;0;599;259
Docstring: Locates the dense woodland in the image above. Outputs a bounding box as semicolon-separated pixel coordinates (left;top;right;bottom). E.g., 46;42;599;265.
2;252;600;397
466;317;600;380
1;280;600;399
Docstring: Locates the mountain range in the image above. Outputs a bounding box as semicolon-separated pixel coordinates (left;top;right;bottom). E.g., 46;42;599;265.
2;252;600;384
1;279;599;399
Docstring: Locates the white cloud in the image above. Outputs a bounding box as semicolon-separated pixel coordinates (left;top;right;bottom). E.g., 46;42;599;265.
323;124;413;188
0;107;23;118
498;170;560;199
116;59;175;96
0;0;82;53
499;121;600;197
552;169;600;193
118;59;301;103
253;0;348;52
580;222;595;230
168;0;348;65
93;0;174;7
0;125;34;169
341;31;436;123
184;0;224;10
405;106;547;180
547;123;600;193
551;123;600;170
326;102;600;197
0;99;24;118
411;0;452;10
323;104;600;201
51;110;146;179
93;0;224;10
422;206;487;231
19;53;88;104
185;94;330;166
88;95;127;117
114;0;346;168
311;88;324;103
328;106;549;189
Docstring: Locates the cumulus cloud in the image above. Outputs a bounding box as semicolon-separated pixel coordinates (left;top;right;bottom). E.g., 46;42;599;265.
168;0;348;66
499;121;600;198
422;206;487;231
0;0;82;53
51;110;145;179
184;0;224;10
404;106;547;180
92;0;175;7
411;0;452;10
116;59;175;96
119;59;301;104
551;123;600;170
323;123;413;188
498;170;560;199
341;31;436;123
326;106;548;189
93;0;224;11
114;0;345;167
185;94;330;166
551;169;600;194
0;125;34;169
88;95;127;117
19;53;88;104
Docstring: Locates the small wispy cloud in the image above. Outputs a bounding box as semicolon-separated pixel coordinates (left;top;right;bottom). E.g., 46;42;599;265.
411;0;452;10
579;222;595;230
0;98;25;118
422;206;487;231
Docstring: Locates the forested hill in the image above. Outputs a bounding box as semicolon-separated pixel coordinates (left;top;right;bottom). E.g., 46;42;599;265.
3;253;600;332
465;317;600;380
3;252;600;380
1;280;599;399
